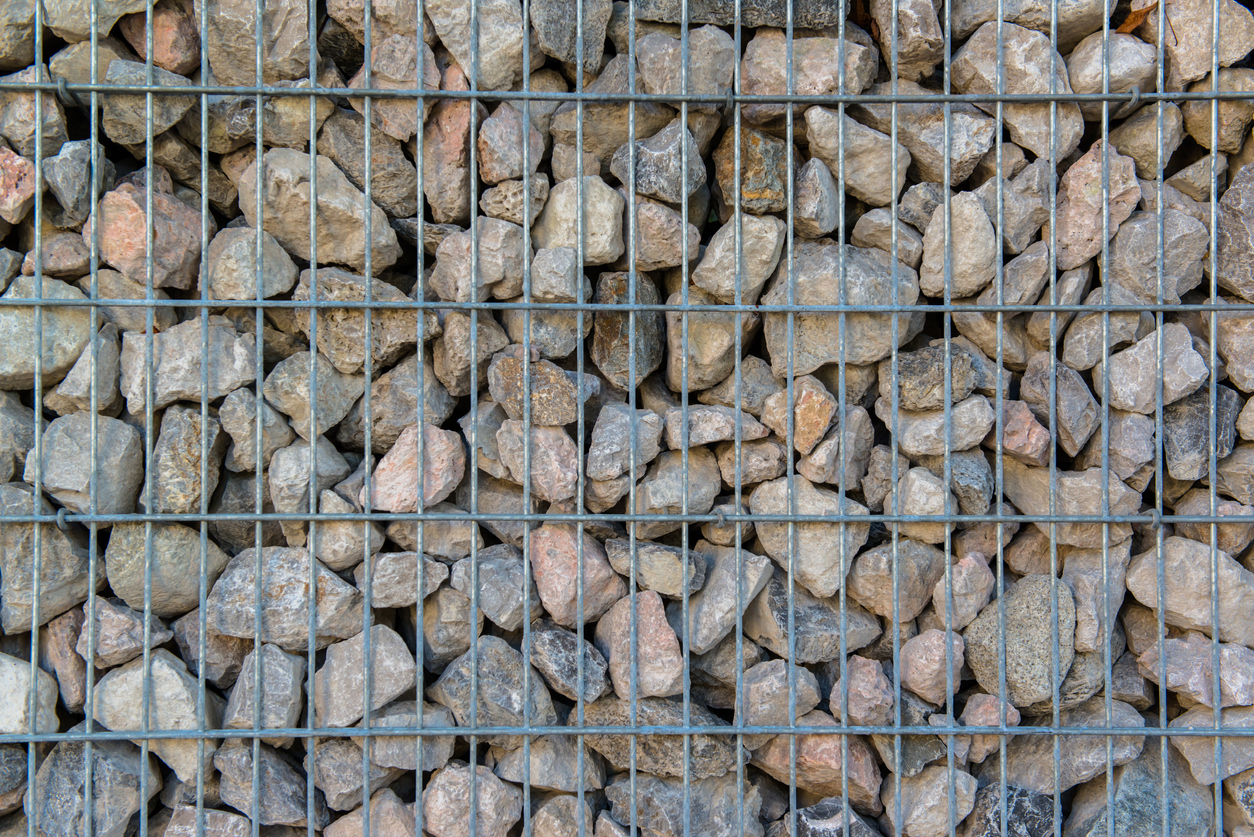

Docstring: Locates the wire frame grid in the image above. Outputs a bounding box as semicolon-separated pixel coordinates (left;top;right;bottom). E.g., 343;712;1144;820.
0;0;1248;835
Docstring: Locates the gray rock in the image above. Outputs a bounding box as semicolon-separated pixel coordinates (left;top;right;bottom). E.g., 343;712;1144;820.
163;807;253;837
1110;103;1185;180
100;61;194;146
239;149;399;274
0;65;68;159
454;470;540;548
1109;210;1208;305
531;0;612;69
171;609;251;690
605;538;705;599
203;227;298;301
386;502;484;563
314;624;416;728
268;436;350;546
744;567;882;663
585;695;738;778
1181;68;1254;153
216;739;329;827
1020;351;1100;457
206;546;364;652
611;120;705;204
592;273;660;387
44;323;122;417
667;543;772;655
633;0;838;26
119;318;256;414
1068;32;1158;120
338;350;455;454
420;761;522;837
449;545;541;630
421;583;481;671
292;268;420;376
0;0;33;72
1164;384;1241;480
958;784;1055;837
424;0;524;91
26;412;142;518
848;538;946;622
952;23;1083;160
355;551;446;608
0;394;34;484
263;351;365;442
1218;164;1254;303
220;389;296;473
586;402;664;482
0;274;91;390
664;286;762;392
638;26;737;111
794;157;840;239
43;140;115;228
428;635;557;749
965;575;1076;708
850;207;925;269
307;735;402;812
93;648;224;782
353;701;456;773
530;619;611;704
692;214;787;305
1067;745;1212;836
631;448;721;539
490;733;605;793
200;0;309;85
76;598;173;669
0;483;93;632
28;726;162;837
761;242;920;374
222;643;306;748
879;344;977;412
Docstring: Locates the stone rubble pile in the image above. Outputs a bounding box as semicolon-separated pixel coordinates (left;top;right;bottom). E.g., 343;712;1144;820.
3;0;1254;833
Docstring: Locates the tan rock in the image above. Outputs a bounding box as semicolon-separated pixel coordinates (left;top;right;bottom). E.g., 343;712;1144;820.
529;524;627;628
1126;536;1254;647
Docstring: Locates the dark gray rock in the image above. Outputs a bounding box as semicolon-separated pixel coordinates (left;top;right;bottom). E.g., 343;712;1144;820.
216;739;329;828
592;271;665;390
610;120;705;204
958;784;1055;837
1163;384;1241;481
1064;745;1211;837
317;107;418;219
427;635;558;749
879;344;977;412
634;0;839;29
585;695;739;778
100;60;195;145
449;545;541;631
43;140;115;228
530;619;612;704
28;724;162;837
531;0;612;69
794;797;881;837
870;690;947;779
745;567;882;663
917;448;994;516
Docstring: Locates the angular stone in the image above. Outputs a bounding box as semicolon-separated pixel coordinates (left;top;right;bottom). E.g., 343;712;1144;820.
352;701;455;773
263;351;365;441
531;175;625;265
207;546;364;652
1094;323;1209;414
239;149;399;274
630;447;721;539
430;219;528;304
881;765;977;837
222;643;306;748
119;318;256;414
289;268;419;375
487;354;586;426
744;567;881;663
958;784;1054;837
216;739;328;827
961;693;1021;765
590;271;665;390
1019;350;1101;457
200;0;309;85
1126;535;1254;646
99;60;194;146
848;539;946;623
307;736;402;812
366;423;464;512
807;107;909;208
139;405;226;515
449;545;541;630
585;695;737;778
172;609;250;689
529;523;626;628
952;23;1084;160
43;323;121;417
28;728;162;837
610;120;704;204
586;403;664;482
454;470;540;547
220;389;295;474
900;629;965;706
354;551;446;609
313;625;415;728
595;590;684;699
874;394;996;459
0;651;55;736
27;412;141;519
1181;69;1254;153
75;597;173;669
1053;142;1142;271
267;436;350;546
1067;745;1212;837
665;286;761;392
428;636;557;749
669;543;773;655
0;65;68;159
691;214;786;305
346;35;438;143
529;619;611;704
421;584;481;671
0;274;90;389
1164;384;1241;480
712;125;793;214
919;192;999;299
738;658;822;748
87;178;205;292
93;648;223;781
965;575;1076;708
1110;104;1185;181
752;709;883;814
831;654;895;728
1002;459;1140;547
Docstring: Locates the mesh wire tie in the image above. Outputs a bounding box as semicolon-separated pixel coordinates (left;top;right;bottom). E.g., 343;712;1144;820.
55;507;69;532
57;76;84;111
1127;85;1141;111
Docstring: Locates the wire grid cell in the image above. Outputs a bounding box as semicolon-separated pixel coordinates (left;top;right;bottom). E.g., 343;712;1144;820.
0;0;1248;836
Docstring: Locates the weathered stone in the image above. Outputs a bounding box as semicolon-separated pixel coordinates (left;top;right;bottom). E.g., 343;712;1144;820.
172;609;250;689
762;242;920;374
43;323;121;417
531;175;625;265
794;157;840;239
207;546;364;651
0;65;68;158
479;175;549;226
94;648;223;781
487;354;588;426
449;544;541;630
1164;384;1241;480
0;652;55;736
900;629;965;707
529;619;611;704
89;176;209;292
1217;165;1254;303
1053;142;1142;271
1126;535;1254;646
421;584;481;671
596;590;684;699
831;654;895;728
848;539;946;623
964;575;1076;708
692;214;786;305
1094;323;1209;414
314;625;415;728
1110;104;1185;180
355;551;447;609
1002;459;1140;547
1067;745;1212;837
140;405;226;515
591;271;665;390
203;228;298;303
347;35;438;143
421;761;522;837
586;403;664;482
629;447;719;539
585;695;737;778
1138;630;1254;708
339;351;455;455
431;218;529;303
263;351;365;441
222;643;306;748
1063;286;1151;372
120;318;256;414
753;709;883;814
1067;32;1158;121
874;394;996;459
1169;704;1254;784
220;389;295;474
807;107;909;208
75;598;173;669
712;125;793;214
952;23;1083;159
42;607;86;712
611;120;704;204
28;727;162;837
353;701;456;773
637;25;735;111
308;735;402;811
1020;350;1101;457
216;739;328;827
454;470;541;547
200;0;310;85
239;149;399;273
0;274;91;389
744;566;881;663
737;658;822;748
0;483;94;633
1181;69;1254;153
26;412;141;520
323;789;415;837
881;765;977;837
919;192;998;299
961;693;1021;765
849;206;925;269
958;785;1054;837
604;538;705;600
667;543;773;655
665;286;761;392
266;436;350;546
427;636;558;749
529;523;627;628
100;61;194;146
366;423;464;512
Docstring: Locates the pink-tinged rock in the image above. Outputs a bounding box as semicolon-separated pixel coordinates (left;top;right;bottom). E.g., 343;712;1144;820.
1138;631;1254;708
1174;489;1254;556
348;34;439;142
1170;704;1254;784
882;764;977;837
1055;142;1141;270
759;374;837;455
751;709;883;815
86;182;205;290
118;0;199;75
933;554;995;631
494;420;580;504
364;423;464;512
0;146;34;224
832;654;894;728
900;629;965;706
529;524;627;628
1125;536;1254;648
961;693;1020;764
417;65;482;225
24;233;90;278
594;590;684;699
986;400;1051;466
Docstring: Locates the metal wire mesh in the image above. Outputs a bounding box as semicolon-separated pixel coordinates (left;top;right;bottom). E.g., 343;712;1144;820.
0;0;1251;835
